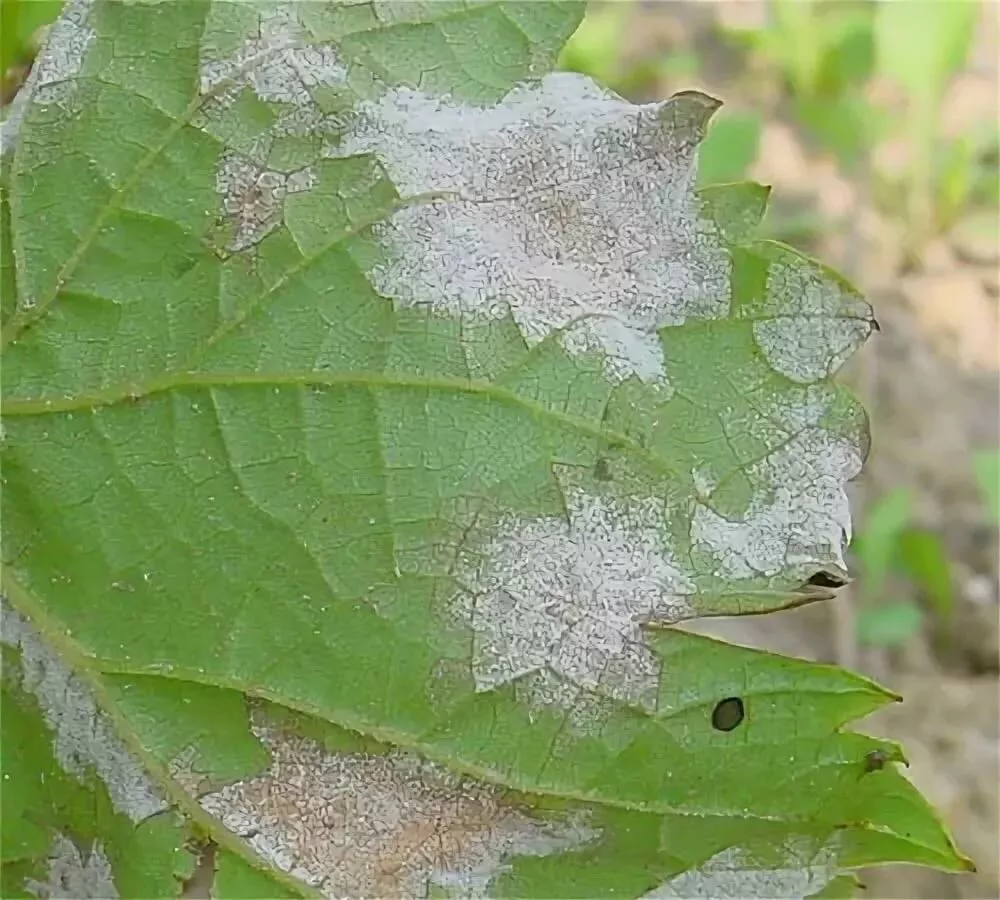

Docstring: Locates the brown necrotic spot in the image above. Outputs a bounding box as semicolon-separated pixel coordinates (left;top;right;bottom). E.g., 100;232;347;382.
711;697;745;732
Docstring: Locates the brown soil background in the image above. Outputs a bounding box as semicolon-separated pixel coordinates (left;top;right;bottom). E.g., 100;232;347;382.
614;2;999;896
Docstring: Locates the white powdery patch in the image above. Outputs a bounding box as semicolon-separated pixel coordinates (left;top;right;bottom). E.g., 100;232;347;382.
1;0;94;155
216;153;316;252
24;835;118;900
199;2;346;110
0;603;166;823
455;487;696;712
691;428;862;581
199;3;339;250
644;838;839;899
753;260;873;384
759;382;837;433
331;73;732;384
28;0;95;106
199;724;597;898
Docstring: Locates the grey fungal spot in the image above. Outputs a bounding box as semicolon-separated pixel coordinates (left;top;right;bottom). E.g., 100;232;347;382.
644;838;840;898
216;154;316;252
27;0;95;106
199;3;346;105
24;835;118;900
454;487;696;712
690;429;862;581
0;602;166;823
752;259;873;384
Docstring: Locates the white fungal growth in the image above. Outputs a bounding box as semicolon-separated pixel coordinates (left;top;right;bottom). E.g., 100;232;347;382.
199;2;346;106
753;259;873;384
199;3;341;250
29;0;95;106
644;838;840;898
216;154;316;252
24;835;118;900
199;723;597;898
0;603;166;824
331;74;732;384
691;428;861;580
455;487;696;712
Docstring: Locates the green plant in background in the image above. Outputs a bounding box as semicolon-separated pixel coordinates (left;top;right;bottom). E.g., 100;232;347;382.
854;449;999;652
721;0;880;171
873;0;987;260
722;0;995;261
852;488;957;650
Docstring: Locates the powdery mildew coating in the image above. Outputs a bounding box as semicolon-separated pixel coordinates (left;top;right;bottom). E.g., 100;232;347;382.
24;835;118;900
644;838;839;898
216;154;316;252
199;3;345;109
753;259;874;384
331;74;732;384
199;723;597;898
199;3;342;250
26;0;95;107
0;603;166;823
455;487;696;712
691;428;861;581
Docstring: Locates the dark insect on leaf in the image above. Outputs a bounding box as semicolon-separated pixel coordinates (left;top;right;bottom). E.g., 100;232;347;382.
863;749;890;774
711;697;745;732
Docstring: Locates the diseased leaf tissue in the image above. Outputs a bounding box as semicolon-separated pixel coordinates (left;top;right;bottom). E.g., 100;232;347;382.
0;1;970;898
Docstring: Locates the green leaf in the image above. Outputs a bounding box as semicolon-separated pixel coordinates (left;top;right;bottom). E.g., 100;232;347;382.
1;159;14;325
853;488;913;596
1;1;972;896
896;529;954;622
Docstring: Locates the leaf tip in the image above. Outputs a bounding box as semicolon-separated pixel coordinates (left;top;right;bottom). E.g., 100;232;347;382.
667;89;724;126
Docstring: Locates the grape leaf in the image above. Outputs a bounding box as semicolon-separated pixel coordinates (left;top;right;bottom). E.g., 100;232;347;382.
0;1;971;897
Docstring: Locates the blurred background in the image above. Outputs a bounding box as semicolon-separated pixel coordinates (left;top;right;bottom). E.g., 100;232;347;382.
3;1;998;897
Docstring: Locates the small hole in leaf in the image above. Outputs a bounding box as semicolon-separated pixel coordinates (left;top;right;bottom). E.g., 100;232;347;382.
711;697;745;732
806;570;848;589
594;457;613;482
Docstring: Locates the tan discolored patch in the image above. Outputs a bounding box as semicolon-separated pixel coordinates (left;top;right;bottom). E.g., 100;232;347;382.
199;723;597;898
